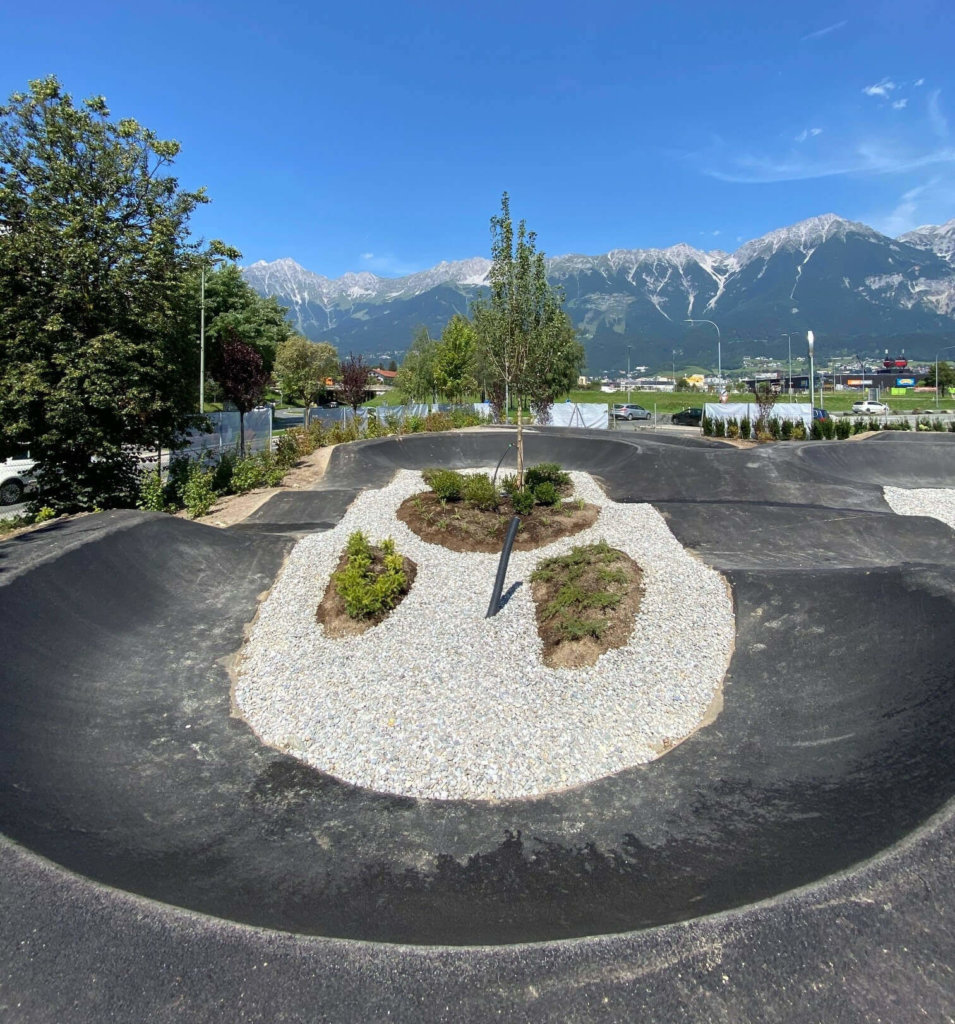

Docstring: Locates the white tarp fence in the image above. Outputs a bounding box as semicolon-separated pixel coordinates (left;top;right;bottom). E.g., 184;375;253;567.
179;408;273;457
540;403;610;429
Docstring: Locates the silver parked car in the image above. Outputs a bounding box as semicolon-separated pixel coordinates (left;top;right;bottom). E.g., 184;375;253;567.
612;403;652;421
851;400;889;414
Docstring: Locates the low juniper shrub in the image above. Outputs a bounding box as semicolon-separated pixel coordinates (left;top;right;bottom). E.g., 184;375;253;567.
511;488;536;515
333;531;409;620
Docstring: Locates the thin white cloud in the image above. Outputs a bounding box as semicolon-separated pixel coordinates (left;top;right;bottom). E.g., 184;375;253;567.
914;78;925;87
863;78;896;98
893;99;908;110
928;89;949;138
866;176;955;235
359;252;421;276
795;128;823;142
801;19;847;41
706;146;955;184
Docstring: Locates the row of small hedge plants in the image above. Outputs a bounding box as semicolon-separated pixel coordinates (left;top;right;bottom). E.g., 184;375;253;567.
422;462;572;516
701;414;955;442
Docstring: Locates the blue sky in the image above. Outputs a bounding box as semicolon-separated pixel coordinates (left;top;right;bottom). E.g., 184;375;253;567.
3;0;954;277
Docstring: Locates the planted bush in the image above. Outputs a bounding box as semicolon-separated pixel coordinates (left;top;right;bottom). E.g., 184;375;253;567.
333;532;409;620
463;472;499;511
532;480;562;507
511;489;536;515
183;463;217;518
524;463;570;489
422;468;465;501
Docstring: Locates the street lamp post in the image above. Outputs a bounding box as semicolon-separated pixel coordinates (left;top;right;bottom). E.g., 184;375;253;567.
685;319;721;392
781;333;793;395
934;345;955;408
199;257;224;414
626;345;632;402
807;330;815;413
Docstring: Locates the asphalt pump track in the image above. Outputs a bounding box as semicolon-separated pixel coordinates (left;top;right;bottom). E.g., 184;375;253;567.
3;430;955;1021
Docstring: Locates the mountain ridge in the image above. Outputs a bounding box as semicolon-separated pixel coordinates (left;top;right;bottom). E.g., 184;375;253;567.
242;214;955;370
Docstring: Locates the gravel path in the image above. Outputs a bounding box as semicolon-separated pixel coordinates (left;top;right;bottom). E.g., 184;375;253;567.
234;471;735;801
884;486;955;530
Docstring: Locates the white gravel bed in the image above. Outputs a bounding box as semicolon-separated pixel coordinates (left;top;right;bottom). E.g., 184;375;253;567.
884;486;955;531
234;470;735;801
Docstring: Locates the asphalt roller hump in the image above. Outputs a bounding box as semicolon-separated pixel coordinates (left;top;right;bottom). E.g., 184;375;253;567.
2;430;955;1022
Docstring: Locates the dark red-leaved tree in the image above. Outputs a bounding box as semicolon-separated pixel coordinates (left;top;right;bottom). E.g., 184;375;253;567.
340;353;370;413
216;331;269;455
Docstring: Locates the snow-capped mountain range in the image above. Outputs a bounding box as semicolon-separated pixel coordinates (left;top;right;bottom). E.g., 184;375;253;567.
242;215;955;370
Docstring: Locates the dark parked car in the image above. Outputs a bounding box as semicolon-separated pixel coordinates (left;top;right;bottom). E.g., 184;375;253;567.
671;407;703;427
612;403;651;421
813;407;831;420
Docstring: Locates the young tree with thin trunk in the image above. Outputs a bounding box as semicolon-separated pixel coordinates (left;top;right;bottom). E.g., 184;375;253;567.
274;336;338;424
340;353;371;413
216;332;269;455
472;192;580;486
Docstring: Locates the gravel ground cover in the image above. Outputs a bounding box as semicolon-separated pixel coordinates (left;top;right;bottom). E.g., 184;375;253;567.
234;470;735;801
884;486;955;530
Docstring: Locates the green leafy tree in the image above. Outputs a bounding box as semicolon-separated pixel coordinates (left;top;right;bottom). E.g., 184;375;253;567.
395;327;439;408
471;192;579;485
203;263;292;374
0;76;217;511
274;336;338;422
434;314;478;404
923;360;955;392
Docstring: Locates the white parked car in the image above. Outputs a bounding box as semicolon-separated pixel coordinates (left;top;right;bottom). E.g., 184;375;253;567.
851;400;889;415
0;455;37;505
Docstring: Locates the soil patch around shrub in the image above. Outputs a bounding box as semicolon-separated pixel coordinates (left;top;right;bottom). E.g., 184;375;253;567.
396;492;599;553
316;548;417;637
530;543;644;668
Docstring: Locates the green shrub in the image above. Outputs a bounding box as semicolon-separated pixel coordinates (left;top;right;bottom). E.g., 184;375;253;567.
183;463;217;518
165;455;192;505
532;480;561;507
726;419;740;439
739;415;752;439
770;417;782;440
424;411;454;432
701;414;713;435
230;455;267;494
524;463;570;489
780;419;793;440
852;418;868;435
34;505;57;523
835;417;851;439
423;468;465;501
712;417;726;437
306;420;327;450
867;417;882;432
406;414;426;433
821;417;836;440
210;450;237;493
511;488;536;515
931;417;946;431
138;471;168;512
791;422;807;440
333;531;409;620
499;473;518;496
463;472;500;510
274;432;300;468
449;409;484;428
325;419;358;444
